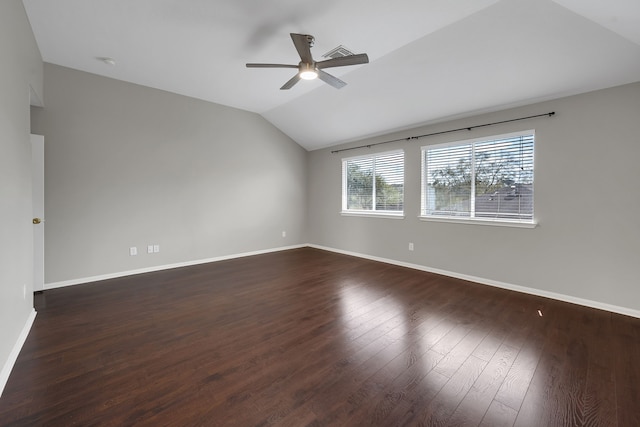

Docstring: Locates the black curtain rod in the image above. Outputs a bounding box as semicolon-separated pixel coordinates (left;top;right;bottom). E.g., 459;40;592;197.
331;111;555;154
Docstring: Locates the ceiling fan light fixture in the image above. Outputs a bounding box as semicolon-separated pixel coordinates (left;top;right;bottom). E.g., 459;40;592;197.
300;70;318;80
299;63;318;80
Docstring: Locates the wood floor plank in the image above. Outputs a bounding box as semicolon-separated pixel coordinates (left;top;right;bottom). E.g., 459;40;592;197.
345;349;445;426
513;302;611;427
448;342;519;425
390;367;451;426
418;354;489;425
0;248;638;426
480;400;519;427
573;308;615;427
493;297;552;416
613;312;640;426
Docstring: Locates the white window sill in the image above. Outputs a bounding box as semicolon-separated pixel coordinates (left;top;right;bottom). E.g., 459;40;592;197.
341;211;405;220
419;215;537;228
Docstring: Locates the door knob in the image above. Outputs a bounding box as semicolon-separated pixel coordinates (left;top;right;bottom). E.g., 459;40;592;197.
33;218;42;224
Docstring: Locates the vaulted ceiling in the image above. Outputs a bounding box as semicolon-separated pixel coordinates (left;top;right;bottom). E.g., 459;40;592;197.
23;0;640;150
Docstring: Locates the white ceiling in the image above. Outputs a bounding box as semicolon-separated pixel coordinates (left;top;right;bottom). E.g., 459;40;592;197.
22;0;640;150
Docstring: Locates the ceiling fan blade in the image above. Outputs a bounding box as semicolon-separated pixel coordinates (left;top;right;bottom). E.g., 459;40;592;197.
290;33;313;64
246;63;298;68
317;70;346;89
316;53;369;69
280;74;301;90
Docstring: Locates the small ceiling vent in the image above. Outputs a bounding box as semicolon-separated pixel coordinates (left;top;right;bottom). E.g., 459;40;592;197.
322;45;356;59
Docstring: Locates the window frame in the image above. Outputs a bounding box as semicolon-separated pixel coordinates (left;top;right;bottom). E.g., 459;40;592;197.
420;130;537;228
341;149;405;218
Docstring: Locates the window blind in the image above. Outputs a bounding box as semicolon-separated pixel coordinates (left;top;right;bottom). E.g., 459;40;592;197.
343;150;404;213
345;157;373;210
423;131;534;222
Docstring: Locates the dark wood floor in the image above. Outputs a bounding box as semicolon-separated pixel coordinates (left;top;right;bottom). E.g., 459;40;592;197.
1;248;639;426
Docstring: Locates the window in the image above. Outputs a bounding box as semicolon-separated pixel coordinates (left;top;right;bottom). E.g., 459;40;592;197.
342;150;404;216
421;131;535;226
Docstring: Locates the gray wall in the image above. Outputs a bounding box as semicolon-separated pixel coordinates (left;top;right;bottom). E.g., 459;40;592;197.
31;64;307;284
307;82;640;313
0;0;43;384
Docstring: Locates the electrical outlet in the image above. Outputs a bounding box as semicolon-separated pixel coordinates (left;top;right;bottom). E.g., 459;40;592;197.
408;242;414;251
129;247;138;256
153;244;160;253
282;231;286;238
147;245;154;254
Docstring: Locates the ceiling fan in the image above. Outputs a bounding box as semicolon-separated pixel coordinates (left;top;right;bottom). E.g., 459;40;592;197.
246;33;369;90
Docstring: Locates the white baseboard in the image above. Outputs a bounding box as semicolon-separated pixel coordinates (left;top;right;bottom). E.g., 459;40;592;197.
1;309;36;398
308;244;640;319
44;244;307;290
42;243;640;319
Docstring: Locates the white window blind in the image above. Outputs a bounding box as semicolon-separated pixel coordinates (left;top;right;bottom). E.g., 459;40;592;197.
422;131;534;223
343;150;404;214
